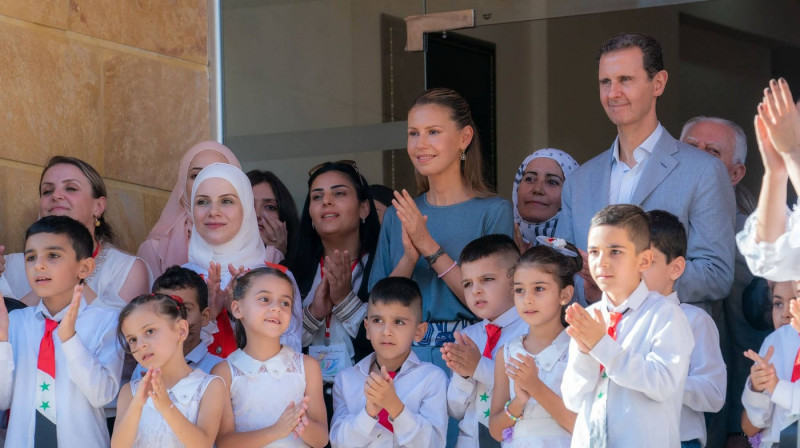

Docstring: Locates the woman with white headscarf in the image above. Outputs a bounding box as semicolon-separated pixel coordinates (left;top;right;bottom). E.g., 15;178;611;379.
184;163;301;357
512;148;579;252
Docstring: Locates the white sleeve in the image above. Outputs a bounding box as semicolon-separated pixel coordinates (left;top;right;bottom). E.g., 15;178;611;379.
741;377;774;429
561;339;601;413
0;342;13;409
591;307;694;402
682;313;726;412
446;372;475;420
329;374;381;448
736;206;800;281
393;369;448;448
61;318;124;407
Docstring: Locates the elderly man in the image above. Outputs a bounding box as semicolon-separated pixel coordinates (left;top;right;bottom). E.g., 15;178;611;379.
681;117;770;448
557;32;736;314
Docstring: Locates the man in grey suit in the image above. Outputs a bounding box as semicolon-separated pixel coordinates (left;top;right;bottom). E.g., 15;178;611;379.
556;32;736;314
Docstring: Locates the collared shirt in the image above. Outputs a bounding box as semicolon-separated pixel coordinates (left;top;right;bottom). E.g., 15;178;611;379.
0;297;124;448
130;333;222;379
742;324;800;446
562;281;694;448
447;306;528;448
608;123;664;204
330;351;448;447
665;292;726;446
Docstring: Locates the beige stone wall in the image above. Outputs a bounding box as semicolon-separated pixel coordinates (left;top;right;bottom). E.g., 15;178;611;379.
0;1;211;254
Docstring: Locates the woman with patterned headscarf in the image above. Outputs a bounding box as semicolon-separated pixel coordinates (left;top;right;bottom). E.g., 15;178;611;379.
512;148;579;252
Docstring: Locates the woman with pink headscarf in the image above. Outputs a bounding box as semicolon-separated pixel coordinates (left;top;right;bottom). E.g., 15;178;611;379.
137;141;282;278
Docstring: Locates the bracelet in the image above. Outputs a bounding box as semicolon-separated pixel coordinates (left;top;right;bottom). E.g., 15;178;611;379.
437;260;458;278
424;246;446;266
504;399;522;422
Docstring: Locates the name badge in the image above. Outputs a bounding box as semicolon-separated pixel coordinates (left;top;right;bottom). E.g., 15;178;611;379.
309;343;350;380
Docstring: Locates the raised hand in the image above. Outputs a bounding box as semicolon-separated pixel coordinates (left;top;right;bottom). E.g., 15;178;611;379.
790;298;800;333
57;284;83;342
565;304;607;352
307;275;332;320
206;262;224;317
760;78;800;156
441;331;482;377
323;250;354;305
272;399;308;440
259;212;289;256
0;294;9;342
148;368;175;414
506;354;542;398
755;112;787;176
393;189;436;255
131;369;153;409
365;367;402;416
400;222;421;264
745;346;778;393
224;264;247;309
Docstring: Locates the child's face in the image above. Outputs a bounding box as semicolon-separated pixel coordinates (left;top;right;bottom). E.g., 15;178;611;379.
772;281;793;329
461;255;515;321
513;265;570;328
364;301;427;363
24;233;94;305
230;275;294;340
587;225;652;303
154;287;209;354
192;177;244;246
642;246;684;297
122;305;188;370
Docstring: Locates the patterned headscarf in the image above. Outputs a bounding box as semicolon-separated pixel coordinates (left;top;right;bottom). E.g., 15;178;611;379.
512;148;579;243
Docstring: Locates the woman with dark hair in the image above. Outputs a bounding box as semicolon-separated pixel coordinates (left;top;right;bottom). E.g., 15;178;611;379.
285;160;380;418
368;87;513;367
246;169;300;263
1;156;151;308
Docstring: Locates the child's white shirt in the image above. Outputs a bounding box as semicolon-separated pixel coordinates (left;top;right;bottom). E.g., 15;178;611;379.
742;323;800;445
330;351;448;448
130;368;220;448
447;306;527;448
666;292;726;446
0;297;124;448
561;281;694;448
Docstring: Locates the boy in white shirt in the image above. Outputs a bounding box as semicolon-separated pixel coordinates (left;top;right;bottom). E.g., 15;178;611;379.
130;266;222;378
330;277;448;447
562;204;694;448
442;234;527;448
0;216;124;447
642;210;726;447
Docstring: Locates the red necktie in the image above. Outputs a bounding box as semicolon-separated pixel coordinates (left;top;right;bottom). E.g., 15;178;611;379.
35;318;58;446
377;371;398;432
792;335;800;382
483;324;502;359
600;312;624;375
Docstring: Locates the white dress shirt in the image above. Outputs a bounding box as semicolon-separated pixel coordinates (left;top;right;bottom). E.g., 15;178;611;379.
130;333;222;380
330;351;448;448
665;292;726;446
742;324;800;446
608;123;664;205
447;307;528;448
736;205;799;281
0;297;124;448
562;281;694;448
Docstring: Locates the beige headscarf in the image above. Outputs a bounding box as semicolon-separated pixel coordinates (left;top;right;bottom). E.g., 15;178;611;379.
137;141;241;278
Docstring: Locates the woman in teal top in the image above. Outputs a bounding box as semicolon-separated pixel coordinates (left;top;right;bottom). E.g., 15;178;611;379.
369;87;513;365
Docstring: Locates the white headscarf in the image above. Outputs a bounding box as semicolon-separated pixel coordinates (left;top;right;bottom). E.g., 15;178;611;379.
187;163;268;287
512;148;579;243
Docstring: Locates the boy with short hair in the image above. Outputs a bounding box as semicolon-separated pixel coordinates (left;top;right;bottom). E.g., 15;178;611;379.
443;234;527;448
130;265;222;378
642;210;726;447
330;277;448;447
562;204;694;448
0;216;124;447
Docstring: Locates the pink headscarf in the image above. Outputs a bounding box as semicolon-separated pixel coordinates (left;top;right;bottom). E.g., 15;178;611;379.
137;141;241;278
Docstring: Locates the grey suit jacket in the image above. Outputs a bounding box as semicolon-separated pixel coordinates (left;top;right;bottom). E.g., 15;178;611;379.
556;129;736;313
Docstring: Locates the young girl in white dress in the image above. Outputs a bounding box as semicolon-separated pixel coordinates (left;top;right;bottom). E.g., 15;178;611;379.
213;267;328;448
489;239;580;447
112;294;226;448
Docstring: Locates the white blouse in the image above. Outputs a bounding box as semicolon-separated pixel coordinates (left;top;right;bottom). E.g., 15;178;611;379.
736;205;798;281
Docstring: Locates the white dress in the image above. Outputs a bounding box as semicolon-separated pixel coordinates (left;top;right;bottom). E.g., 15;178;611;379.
503;331;571;448
1;246;151;310
228;346;309;447
130;369;219;448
